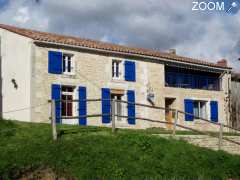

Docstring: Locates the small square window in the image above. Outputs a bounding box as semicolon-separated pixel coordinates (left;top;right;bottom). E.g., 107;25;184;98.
63;54;75;75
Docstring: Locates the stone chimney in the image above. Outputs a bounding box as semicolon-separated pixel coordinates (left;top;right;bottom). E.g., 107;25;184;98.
217;59;228;67
169;49;176;55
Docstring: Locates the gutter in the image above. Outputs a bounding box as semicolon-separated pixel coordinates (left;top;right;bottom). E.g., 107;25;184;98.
34;40;231;72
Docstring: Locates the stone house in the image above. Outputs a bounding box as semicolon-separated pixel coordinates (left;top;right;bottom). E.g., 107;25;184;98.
0;24;232;131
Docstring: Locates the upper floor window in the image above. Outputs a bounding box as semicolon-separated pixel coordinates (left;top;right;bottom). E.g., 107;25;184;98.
63;54;75;75
111;59;136;82
112;60;122;79
165;66;221;91
48;51;75;75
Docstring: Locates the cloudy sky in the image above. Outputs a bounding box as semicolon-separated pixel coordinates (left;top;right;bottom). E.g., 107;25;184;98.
0;0;240;71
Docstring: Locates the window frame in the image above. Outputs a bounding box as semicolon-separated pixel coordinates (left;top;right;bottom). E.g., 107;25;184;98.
62;53;75;75
165;68;221;91
111;94;124;122
112;59;123;80
61;86;76;118
193;100;207;119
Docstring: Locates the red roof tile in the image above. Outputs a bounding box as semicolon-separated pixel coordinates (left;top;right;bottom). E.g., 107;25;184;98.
0;24;231;69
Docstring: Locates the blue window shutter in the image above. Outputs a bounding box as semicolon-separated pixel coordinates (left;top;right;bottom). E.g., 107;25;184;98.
79;86;87;125
127;90;136;125
48;51;63;74
210;101;218;122
184;99;194;121
51;84;61;124
125;61;136;82
102;88;111;123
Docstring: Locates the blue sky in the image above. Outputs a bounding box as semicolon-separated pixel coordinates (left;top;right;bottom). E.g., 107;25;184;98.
0;0;240;71
0;0;8;9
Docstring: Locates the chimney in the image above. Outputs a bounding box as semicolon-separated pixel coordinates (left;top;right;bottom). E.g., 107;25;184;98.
169;49;176;55
217;59;228;67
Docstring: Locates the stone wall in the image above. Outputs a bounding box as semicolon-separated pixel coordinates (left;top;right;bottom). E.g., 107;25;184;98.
30;44;229;131
158;134;240;155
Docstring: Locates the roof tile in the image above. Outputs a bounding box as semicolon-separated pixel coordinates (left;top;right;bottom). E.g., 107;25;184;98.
0;24;231;69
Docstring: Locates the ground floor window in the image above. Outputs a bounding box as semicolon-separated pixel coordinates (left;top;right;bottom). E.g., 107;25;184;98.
193;101;207;119
111;93;123;121
61;86;75;117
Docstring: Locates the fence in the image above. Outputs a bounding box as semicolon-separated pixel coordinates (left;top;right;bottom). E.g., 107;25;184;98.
49;99;240;150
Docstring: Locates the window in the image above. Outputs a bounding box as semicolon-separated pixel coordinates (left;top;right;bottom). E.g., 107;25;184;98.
112;60;122;79
63;54;74;75
165;66;221;91
61;86;74;117
111;94;123;122
193;101;207;119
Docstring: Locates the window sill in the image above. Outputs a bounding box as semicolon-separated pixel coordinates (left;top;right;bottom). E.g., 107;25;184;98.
61;74;77;79
111;78;125;83
193;119;208;123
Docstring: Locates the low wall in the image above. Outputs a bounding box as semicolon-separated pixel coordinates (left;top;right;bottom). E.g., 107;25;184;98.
158;134;240;155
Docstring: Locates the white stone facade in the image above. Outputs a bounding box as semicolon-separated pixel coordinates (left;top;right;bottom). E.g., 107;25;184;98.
0;28;231;131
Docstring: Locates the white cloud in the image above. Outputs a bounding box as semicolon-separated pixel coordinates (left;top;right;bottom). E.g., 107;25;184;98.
0;0;49;30
13;7;30;24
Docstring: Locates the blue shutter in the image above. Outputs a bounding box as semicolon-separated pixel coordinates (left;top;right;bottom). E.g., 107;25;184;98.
79;86;87;125
102;88;111;123
51;84;61;124
210;101;218;122
125;61;136;82
127;90;136;125
184;99;194;121
48;51;63;74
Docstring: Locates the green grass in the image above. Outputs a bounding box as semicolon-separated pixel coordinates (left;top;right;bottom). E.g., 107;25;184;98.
1;120;240;179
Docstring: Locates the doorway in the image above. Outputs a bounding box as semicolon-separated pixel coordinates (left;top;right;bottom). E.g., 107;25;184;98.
165;98;176;130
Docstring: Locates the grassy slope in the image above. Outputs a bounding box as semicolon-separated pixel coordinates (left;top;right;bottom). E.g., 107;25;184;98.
0;120;240;180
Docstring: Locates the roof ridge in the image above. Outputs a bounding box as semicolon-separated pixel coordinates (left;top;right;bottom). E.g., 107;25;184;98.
0;23;231;69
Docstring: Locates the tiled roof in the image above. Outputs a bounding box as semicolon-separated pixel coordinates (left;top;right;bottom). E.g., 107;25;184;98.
232;72;240;80
0;24;231;69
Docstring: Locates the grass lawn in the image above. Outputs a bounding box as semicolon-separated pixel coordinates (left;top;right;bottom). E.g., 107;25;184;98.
0;120;240;179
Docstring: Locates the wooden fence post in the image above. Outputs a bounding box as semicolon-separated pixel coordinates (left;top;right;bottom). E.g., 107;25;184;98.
172;109;178;137
111;99;116;133
51;100;57;141
218;123;223;150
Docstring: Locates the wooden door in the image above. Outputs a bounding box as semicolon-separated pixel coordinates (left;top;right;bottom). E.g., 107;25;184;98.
165;98;175;130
